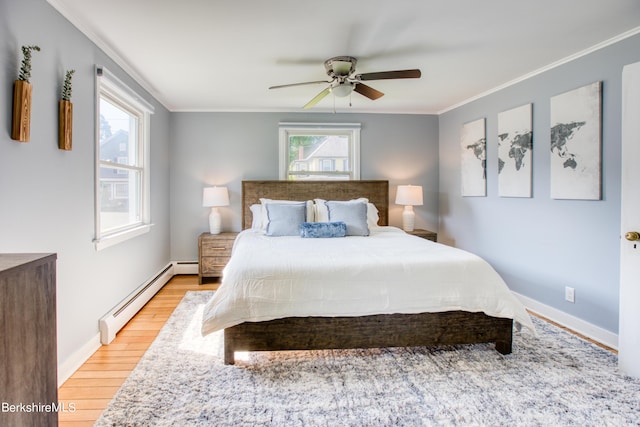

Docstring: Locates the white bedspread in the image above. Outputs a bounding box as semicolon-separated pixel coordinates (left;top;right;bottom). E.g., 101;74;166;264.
201;226;534;335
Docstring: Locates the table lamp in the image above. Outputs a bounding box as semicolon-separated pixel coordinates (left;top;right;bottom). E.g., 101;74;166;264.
203;186;229;234
395;185;423;232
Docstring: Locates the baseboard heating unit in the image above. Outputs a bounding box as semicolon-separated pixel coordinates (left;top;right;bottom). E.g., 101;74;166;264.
99;263;174;344
173;261;198;275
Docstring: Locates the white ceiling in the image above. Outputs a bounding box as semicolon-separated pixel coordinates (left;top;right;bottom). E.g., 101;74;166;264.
48;0;640;114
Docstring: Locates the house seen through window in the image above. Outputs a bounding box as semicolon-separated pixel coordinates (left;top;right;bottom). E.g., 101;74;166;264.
99;97;140;230
279;123;361;180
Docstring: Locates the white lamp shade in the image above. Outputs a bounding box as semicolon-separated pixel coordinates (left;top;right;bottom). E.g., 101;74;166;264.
395;185;423;206
203;186;229;207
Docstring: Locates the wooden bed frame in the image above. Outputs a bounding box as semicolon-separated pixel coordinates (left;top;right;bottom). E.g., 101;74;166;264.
223;180;513;364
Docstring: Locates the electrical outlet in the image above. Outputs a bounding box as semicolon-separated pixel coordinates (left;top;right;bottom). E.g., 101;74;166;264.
565;286;575;303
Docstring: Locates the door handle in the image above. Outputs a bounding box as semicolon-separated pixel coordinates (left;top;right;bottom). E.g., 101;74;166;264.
625;231;640;241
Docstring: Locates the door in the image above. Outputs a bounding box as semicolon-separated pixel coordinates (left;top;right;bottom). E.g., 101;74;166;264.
619;61;640;378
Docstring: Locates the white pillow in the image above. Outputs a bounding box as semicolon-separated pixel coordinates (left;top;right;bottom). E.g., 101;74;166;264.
314;198;379;228
259;198;314;231
249;204;263;229
366;202;380;228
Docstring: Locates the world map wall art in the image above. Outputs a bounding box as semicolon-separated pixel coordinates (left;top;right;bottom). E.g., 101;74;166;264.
550;81;602;200
498;103;533;198
461;118;486;197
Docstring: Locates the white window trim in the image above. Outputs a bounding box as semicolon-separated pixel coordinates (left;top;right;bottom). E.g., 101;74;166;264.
278;122;361;180
94;224;153;251
94;65;154;251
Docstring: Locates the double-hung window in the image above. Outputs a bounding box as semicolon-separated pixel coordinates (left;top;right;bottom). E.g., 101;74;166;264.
94;66;154;250
278;123;361;180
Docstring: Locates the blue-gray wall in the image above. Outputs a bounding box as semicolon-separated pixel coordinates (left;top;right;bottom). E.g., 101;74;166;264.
439;33;640;333
0;0;171;371
169;112;439;260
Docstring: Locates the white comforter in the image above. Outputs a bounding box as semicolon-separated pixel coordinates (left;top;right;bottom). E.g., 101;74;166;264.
201;226;534;335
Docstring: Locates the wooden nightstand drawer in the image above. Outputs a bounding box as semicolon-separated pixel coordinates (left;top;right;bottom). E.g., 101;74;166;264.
201;256;230;274
201;239;234;254
408;229;437;242
198;232;238;284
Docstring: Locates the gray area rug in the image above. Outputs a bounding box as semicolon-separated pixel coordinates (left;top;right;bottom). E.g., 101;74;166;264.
95;291;640;427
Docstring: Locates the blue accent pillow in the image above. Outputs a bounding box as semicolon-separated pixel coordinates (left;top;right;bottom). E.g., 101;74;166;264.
325;200;370;236
299;221;347;238
265;203;307;236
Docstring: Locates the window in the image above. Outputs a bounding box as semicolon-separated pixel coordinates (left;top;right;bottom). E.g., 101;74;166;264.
94;66;154;250
279;123;360;180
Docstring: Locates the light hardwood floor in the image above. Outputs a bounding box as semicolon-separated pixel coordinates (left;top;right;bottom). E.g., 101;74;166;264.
56;275;615;426
57;275;217;427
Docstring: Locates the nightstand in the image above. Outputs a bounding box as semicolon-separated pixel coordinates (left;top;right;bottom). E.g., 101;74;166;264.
407;228;437;242
198;232;238;284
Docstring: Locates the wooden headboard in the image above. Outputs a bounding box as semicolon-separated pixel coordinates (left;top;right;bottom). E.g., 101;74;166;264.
242;180;389;230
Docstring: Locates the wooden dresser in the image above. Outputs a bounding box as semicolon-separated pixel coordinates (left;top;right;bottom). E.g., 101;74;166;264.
198;232;238;284
0;253;58;427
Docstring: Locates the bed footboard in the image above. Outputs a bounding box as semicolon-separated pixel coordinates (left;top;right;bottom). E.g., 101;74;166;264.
223;311;513;365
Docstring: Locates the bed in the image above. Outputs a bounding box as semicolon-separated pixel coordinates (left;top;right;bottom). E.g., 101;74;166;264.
201;180;534;365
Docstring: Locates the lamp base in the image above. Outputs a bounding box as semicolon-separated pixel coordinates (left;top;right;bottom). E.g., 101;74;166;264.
209;207;222;234
402;205;415;232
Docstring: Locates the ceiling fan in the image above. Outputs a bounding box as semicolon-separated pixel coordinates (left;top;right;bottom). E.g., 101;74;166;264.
269;56;421;109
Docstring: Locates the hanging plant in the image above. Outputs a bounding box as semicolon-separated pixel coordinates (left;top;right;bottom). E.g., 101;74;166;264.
61;69;75;101
59;69;75;150
18;45;41;82
12;45;41;142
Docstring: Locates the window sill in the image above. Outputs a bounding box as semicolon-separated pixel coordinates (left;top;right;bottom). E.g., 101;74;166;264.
94;224;152;251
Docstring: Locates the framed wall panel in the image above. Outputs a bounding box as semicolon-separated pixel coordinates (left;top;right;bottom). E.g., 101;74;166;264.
461;118;486;197
498;103;533;198
550;82;602;200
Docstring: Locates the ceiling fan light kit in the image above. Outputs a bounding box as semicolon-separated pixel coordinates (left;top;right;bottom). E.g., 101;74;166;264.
269;56;421;109
331;82;354;97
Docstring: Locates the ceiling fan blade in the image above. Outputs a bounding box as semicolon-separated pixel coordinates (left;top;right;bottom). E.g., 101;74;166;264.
269;80;331;90
355;69;422;81
354;83;384;100
303;87;331;109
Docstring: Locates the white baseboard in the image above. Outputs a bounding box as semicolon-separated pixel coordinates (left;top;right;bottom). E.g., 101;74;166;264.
514;291;618;350
58;333;101;387
173;261;198;275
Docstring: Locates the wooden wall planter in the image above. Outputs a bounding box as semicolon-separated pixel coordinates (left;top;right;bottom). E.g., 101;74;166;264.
59;100;73;150
11;80;32;142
